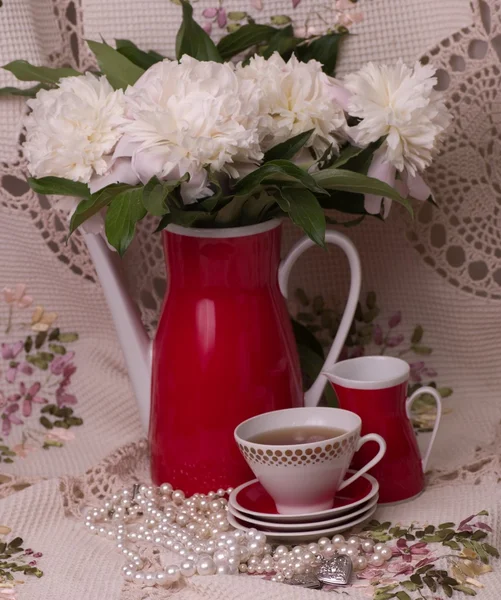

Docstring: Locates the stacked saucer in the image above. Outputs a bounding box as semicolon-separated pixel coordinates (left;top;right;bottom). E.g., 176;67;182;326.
228;470;379;543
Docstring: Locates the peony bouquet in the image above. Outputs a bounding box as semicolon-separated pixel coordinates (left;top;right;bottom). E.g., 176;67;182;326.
1;1;451;255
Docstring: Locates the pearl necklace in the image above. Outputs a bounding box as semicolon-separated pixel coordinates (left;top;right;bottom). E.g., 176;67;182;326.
84;483;394;587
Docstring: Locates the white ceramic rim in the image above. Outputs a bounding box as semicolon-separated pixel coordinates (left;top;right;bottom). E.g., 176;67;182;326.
234;407;361;449
227;494;379;531
226;504;378;542
323;356;410;390
228;471;379;523
166;218;281;238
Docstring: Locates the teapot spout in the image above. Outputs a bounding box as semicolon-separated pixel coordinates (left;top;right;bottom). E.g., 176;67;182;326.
84;233;152;431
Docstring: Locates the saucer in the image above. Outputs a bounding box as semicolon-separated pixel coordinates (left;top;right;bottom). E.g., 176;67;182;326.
227;504;378;543
229;471;378;523
228;494;379;532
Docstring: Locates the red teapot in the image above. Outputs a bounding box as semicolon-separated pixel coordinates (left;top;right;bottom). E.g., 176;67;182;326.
84;219;361;494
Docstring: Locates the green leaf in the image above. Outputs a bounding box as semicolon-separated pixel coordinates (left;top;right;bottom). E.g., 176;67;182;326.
69;184;129;234
28;176;90;199
8;538;23;549
115;39;164;69
400;581;418;591
453;586;476;596
235;160;326;196
410;574;422;585
438;387;453;398
260;25;301;60
34;331;47;349
471;530;488;541
2;60;80;84
396;592;411;600
292;318;324;358
25;355;49;370
294;32;345;76
227;11;247;20
48;344;66;355
176;0;222;62
483;543;500;558
86;40;144;89
58;332;79;343
411;325;424;344
374;593;396;600
104;187;146;256
169;207;215;228
423;576;437;592
477;510;489;516
421;534;443;542
331;145;368;170
313;169;413;215
24;336;33;353
442;583;453;598
263;130;314;162
142;176;189;216
0;84;45;97
443;540;461;550
217;23;278;59
412;345;433;355
276;187;326;247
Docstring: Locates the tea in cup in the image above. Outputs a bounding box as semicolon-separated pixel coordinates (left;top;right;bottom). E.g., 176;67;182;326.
234;407;386;515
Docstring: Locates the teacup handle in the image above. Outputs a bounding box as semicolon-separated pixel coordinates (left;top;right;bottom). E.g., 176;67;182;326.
406;386;442;471
337;433;387;491
278;230;362;408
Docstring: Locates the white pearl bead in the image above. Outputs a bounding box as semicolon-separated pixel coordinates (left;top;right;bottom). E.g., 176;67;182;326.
133;572;145;583
347;536;360;547
160;483;173;495
262;543;272;555
346;547;358;558
180;560;196;577
248;541;264;556
369;553;385;567
143;573;156;586
292;546;303;557
301;551;314;565
197;557;216;576
124;569;135;581
217;564;231;574
293;561;305;575
332;534;345;545
374;543;385;553
354;555;368;571
239;564;248;573
213;550;229;565
380;547;393;561
318;537;331;550
155;572;169;585
172;490;185;504
361;539;375;553
274;545;288;558
217;489;226;497
166;565;181;582
323;544;336;559
253;532;266;545
283;569;293;579
338;545;349;555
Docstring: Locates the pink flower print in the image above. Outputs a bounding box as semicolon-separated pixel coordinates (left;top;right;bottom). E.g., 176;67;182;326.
388;311;402;328
202;7;226;29
410;361;425;382
202;21;212;34
1;341;23;360
19;382;47;417
12;443;37;458
2;404;23;435
386;561;414;576
46;427;75;442
250;0;263;10
415;556;436;569
6;361;33;384
355;567;385;580
50;352;75;375
393;539;430;562
56;389;77;407
386;334;404;348
2;284;33;308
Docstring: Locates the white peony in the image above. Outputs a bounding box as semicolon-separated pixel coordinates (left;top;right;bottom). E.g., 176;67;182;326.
236;53;347;156
24;73;125;184
344;60;451;176
116;56;263;203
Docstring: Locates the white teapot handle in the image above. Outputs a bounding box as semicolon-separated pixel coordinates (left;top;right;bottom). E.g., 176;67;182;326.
278;230;362;407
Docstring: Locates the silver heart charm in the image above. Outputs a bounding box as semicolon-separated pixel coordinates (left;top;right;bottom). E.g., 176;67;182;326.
282;573;322;589
316;554;353;586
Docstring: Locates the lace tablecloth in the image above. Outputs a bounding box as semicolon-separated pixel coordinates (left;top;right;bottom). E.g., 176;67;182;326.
4;0;501;598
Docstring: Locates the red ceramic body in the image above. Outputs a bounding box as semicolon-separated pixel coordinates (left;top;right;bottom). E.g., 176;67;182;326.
332;381;424;503
150;222;302;495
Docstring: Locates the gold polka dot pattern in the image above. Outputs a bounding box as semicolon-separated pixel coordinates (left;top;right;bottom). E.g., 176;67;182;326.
238;434;358;467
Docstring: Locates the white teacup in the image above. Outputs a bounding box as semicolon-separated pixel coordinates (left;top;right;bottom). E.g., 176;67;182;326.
234;407;386;515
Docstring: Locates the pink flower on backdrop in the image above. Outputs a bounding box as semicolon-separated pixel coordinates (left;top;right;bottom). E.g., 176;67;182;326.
414;556;437;569
18;382;47;417
386;561;414;576
392;539;430;562
12;443;37;458
388;311;402;328
202;22;212;34
1;403;23;435
50;352;75;375
202;7;227;28
250;0;263;10
2;284;33;308
386;334;404;348
1;341;23;360
355;567;385;580
410;362;437;383
46;427;75;442
5;361;33;384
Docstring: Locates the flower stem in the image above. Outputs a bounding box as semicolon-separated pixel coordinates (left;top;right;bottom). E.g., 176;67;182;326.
4;305;13;334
